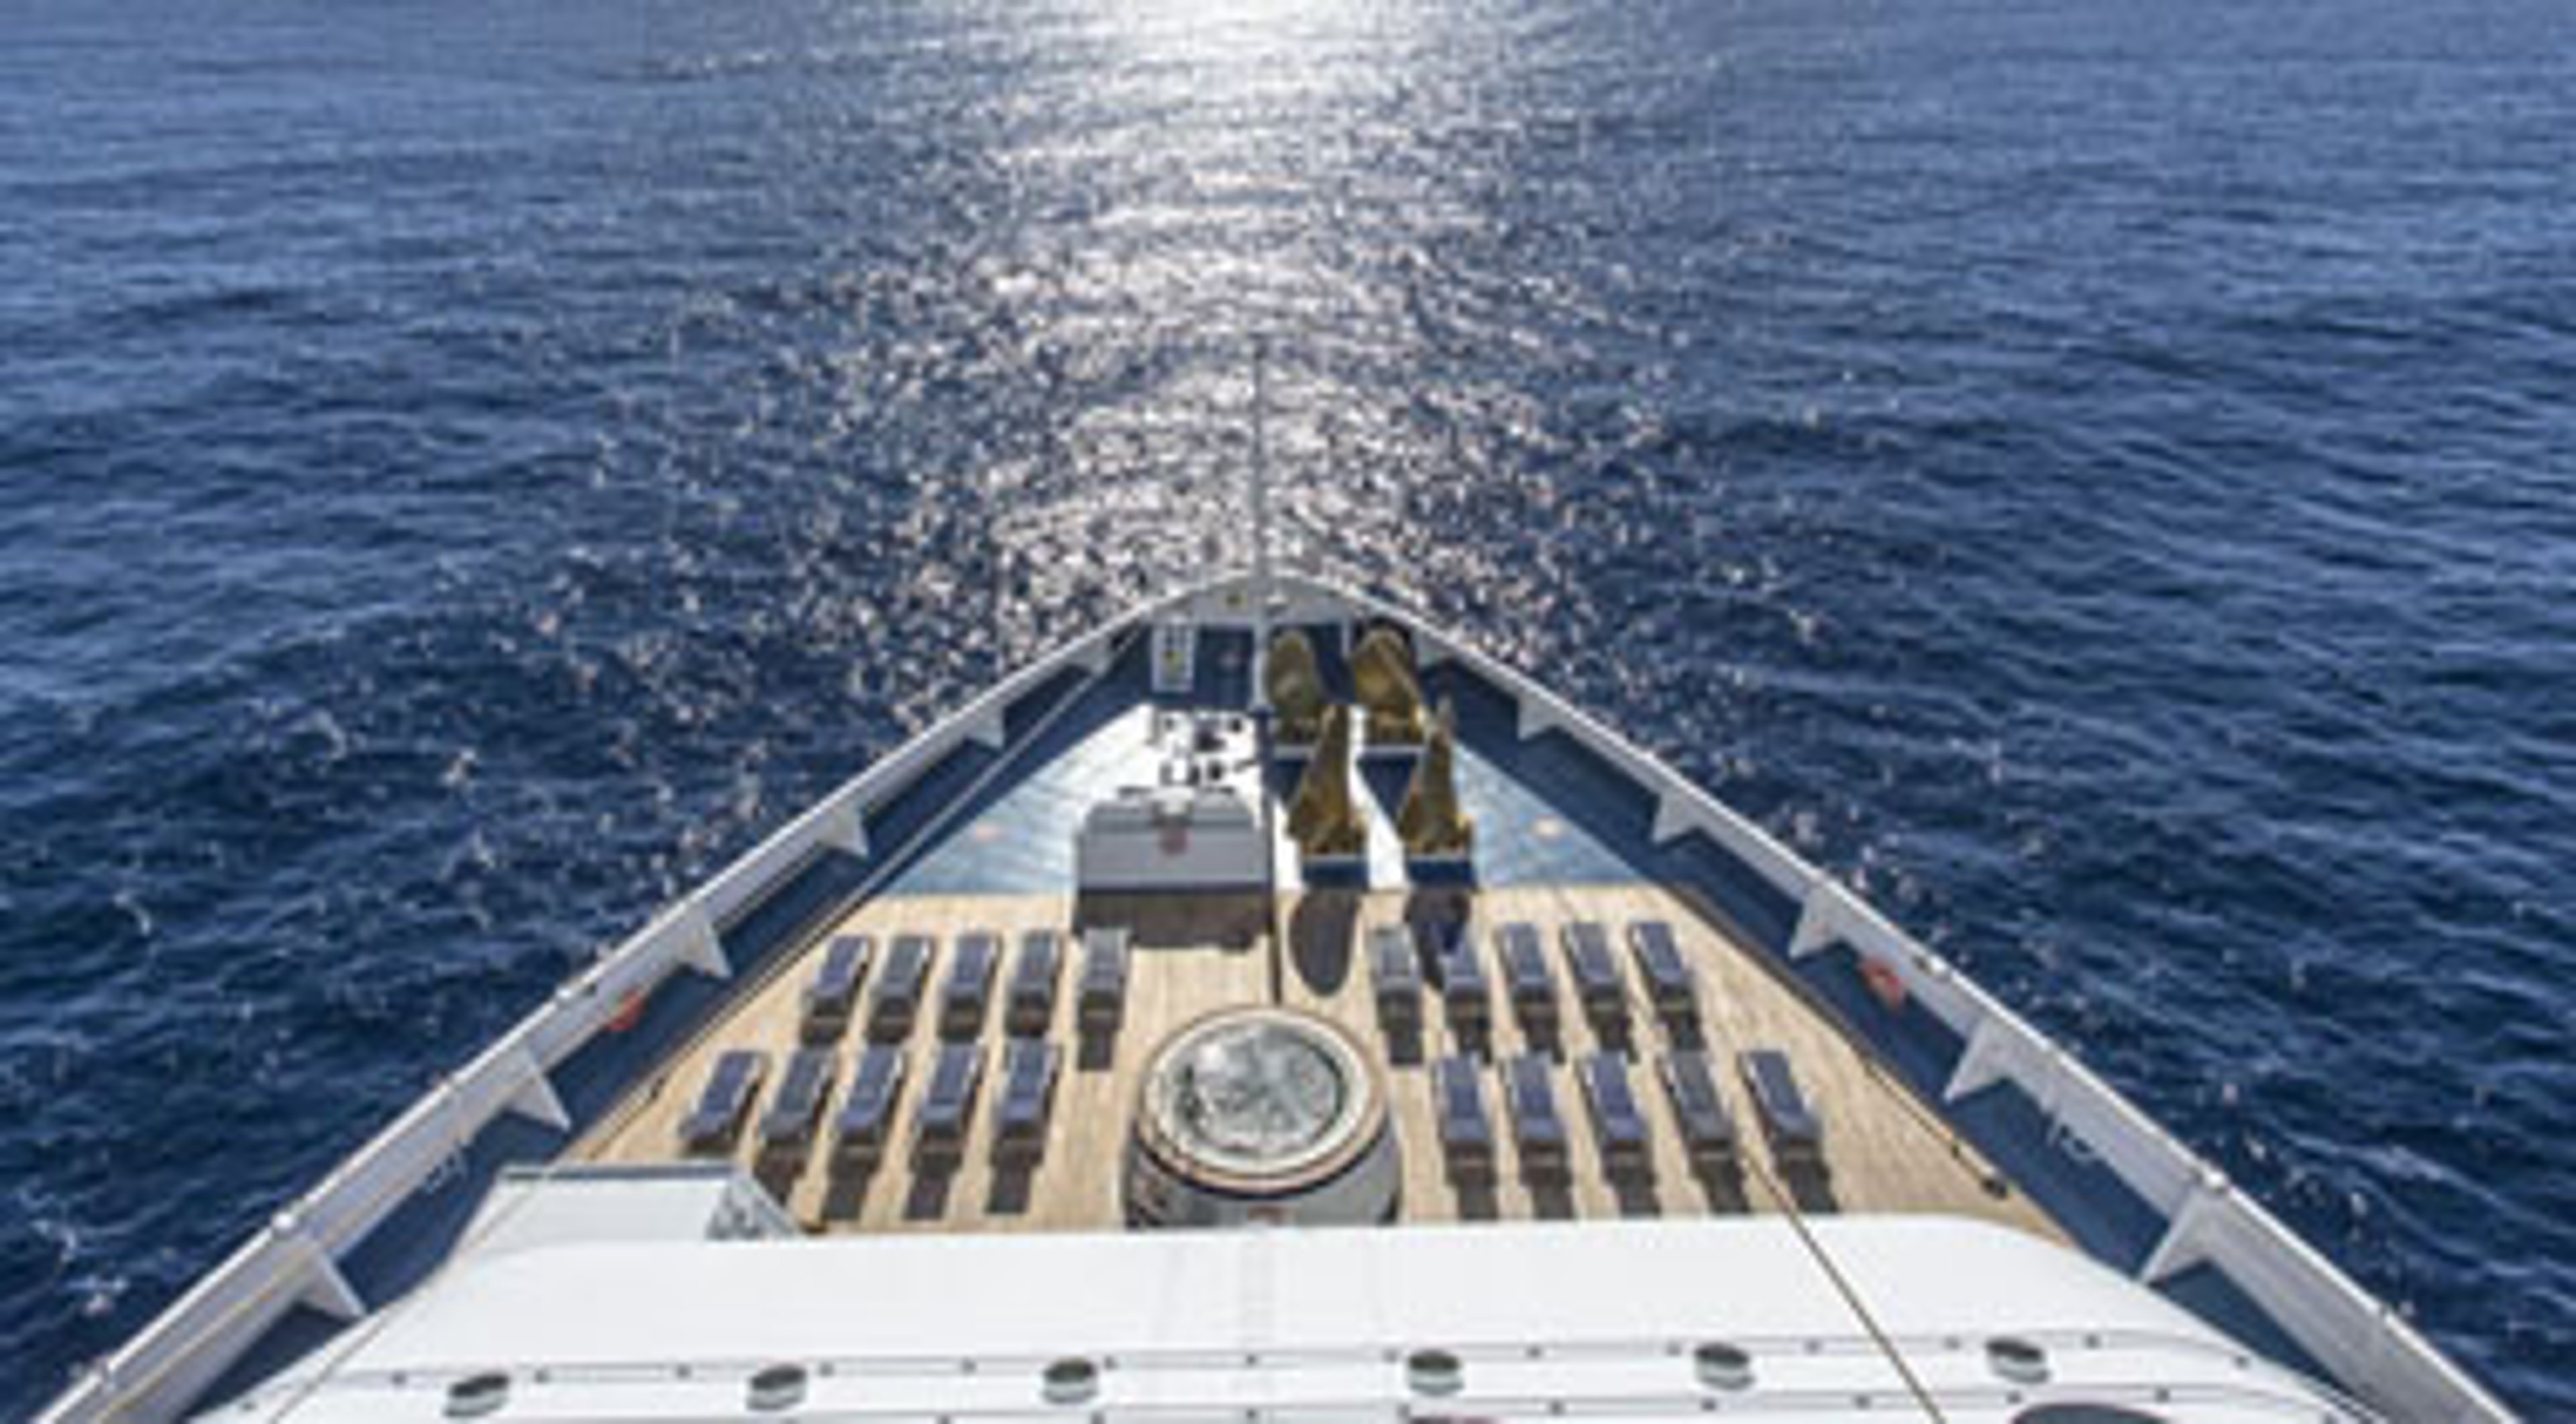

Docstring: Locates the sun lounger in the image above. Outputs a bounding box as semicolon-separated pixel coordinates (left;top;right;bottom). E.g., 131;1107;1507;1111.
1562;921;1627;1022
1739;1048;1823;1164
1432;1053;1495;1180
914;1042;985;1162
1496;921;1557;1025
757;1047;836;1155
830;1044;906;1162
941;931;1002;1038
868;933;935;1039
1007;930;1065;1037
993;1039;1063;1164
1626;919;1697;1021
1370;923;1421;1028
1503;1052;1568;1176
1577;1052;1651;1176
1078;926;1131;1031
1424;920;1487;1030
680;1049;767;1153
800;935;871;1042
1659;1050;1739;1169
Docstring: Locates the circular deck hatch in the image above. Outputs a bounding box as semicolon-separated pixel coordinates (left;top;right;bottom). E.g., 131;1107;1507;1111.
1126;1007;1395;1226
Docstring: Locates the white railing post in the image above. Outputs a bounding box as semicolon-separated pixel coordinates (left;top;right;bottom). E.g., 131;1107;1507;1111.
1945;1015;2015;1103
1646;789;1699;846
1788;877;1849;960
2142;1168;2231;1283
1515;693;1564;742
676;899;729;979
822;791;867;858
437;1074;472;1161
272;1211;363;1323
506;1044;570;1132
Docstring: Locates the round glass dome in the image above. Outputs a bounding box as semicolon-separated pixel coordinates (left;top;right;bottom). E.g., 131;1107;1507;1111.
1136;1008;1385;1199
1161;1020;1348;1174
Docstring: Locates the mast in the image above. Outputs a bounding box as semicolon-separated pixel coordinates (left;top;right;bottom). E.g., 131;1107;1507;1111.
1250;338;1285;1004
1251;335;1275;646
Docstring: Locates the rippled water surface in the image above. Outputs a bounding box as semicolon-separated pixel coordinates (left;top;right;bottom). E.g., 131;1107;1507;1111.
5;0;2573;1413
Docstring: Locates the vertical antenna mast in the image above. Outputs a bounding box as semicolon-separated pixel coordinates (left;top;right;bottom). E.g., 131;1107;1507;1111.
1250;334;1275;660
1250;337;1285;1003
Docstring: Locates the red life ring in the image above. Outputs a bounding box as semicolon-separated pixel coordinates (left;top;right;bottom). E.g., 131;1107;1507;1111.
606;989;647;1033
1861;957;1908;1012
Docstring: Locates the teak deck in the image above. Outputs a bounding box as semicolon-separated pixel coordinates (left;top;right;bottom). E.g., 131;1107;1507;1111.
577;883;2060;1243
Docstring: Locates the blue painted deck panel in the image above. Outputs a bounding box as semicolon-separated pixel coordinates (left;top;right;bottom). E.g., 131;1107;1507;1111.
890;633;1650;895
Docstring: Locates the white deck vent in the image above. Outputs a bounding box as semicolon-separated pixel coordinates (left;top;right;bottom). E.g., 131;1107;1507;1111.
1042;1356;1100;1406
443;1370;510;1418
1988;1335;2052;1386
1693;1340;1755;1392
1405;1348;1464;1397
745;1362;806;1413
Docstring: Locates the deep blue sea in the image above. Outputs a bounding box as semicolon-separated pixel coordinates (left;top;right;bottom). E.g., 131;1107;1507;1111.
4;0;2572;1414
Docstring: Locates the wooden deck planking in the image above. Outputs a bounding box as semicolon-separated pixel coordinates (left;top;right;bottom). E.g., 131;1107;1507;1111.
577;882;2056;1244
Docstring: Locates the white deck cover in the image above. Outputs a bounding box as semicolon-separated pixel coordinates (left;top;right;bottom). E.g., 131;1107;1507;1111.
223;1215;2357;1421
452;1166;798;1266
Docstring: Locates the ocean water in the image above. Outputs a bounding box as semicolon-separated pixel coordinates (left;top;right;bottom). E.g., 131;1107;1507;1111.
3;0;2571;1413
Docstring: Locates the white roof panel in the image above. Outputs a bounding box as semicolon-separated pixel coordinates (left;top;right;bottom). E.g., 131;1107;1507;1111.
228;1215;2354;1421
